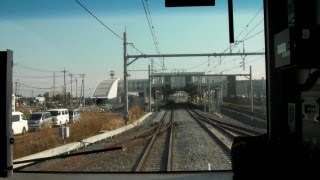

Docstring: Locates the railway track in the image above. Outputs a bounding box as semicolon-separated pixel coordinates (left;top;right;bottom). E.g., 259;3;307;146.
134;107;174;171
194;109;265;136
186;109;232;158
220;104;266;120
17;105;233;172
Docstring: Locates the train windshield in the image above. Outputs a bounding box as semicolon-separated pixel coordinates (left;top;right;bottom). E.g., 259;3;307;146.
2;0;266;173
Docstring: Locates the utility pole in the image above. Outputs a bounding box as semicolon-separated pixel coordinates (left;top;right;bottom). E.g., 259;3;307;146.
75;78;78;101
208;78;211;113
250;66;253;112
15;81;18;96
148;65;152;112
123;31;129;125
203;89;206;112
69;74;73;97
53;72;56;98
62;69;68;108
69;74;73;107
79;74;85;107
262;77;265;114
151;59;154;72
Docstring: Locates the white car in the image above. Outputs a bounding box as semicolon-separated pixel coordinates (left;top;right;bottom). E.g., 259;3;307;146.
12;112;28;135
47;108;69;126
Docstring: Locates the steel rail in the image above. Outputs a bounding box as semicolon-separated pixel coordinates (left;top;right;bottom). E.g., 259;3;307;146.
194;110;264;135
186;109;231;159
166;106;174;171
134;110;167;171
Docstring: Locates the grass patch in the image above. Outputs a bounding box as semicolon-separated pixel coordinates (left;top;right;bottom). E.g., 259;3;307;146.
13;106;145;159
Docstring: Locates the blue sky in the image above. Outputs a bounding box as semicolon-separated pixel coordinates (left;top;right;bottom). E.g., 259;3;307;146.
0;0;265;97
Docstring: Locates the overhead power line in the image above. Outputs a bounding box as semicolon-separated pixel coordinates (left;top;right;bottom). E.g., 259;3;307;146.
240;19;264;41
242;29;264;41
14;63;59;73
220;7;263;54
75;0;122;40
235;7;263;40
17;79;77;90
14;74;64;79
142;0;160;54
141;0;164;69
75;0;144;54
205;7;264;73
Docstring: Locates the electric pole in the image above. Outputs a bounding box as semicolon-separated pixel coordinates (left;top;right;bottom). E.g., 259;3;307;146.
15;81;18;96
62;69;68;107
69;74;73;107
123;31;129;125
53;72;56;98
69;74;73;97
75;78;78;101
148;65;152;112
250;66;253;112
79;74;85;107
123;31;129;124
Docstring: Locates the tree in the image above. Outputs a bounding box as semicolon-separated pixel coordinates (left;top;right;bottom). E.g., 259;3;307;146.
44;92;49;99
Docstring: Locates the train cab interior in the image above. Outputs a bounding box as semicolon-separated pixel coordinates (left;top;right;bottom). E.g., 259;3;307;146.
1;0;320;179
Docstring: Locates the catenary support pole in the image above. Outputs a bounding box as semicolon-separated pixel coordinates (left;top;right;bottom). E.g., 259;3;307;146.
250;66;253;112
123;31;129;125
148;65;152;112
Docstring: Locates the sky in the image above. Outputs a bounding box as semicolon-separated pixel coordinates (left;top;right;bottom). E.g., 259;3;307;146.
0;0;265;97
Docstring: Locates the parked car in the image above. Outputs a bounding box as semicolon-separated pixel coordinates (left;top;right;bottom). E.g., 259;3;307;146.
68;108;81;123
28;112;52;130
47;108;69;126
12;112;28;135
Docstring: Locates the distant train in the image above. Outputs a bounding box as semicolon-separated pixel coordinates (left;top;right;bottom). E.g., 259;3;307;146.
167;91;189;103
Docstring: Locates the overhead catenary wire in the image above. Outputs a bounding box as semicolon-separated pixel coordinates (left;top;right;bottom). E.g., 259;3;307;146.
241;29;264;41
141;0;164;69
219;7;263;55
219;55;264;73
240;19;264;41
205;8;264;74
75;0;122;40
142;0;160;54
235;7;263;40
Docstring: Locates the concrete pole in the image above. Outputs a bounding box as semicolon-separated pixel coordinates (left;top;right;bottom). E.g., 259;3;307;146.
70;74;73;97
123;31;129;125
155;90;158;112
250;66;253;112
148;65;152;112
63;68;67;108
53;72;55;97
82;74;85;107
70;74;73;107
262;77;266;114
15;81;17;96
207;78;211;113
203;89;206;112
75;78;77;100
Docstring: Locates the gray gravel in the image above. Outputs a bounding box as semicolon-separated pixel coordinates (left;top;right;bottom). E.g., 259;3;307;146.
172;108;231;171
20;108;231;172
